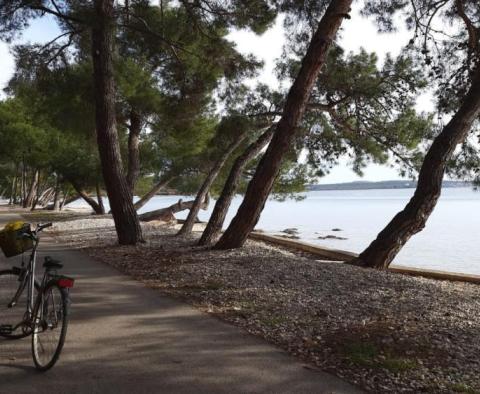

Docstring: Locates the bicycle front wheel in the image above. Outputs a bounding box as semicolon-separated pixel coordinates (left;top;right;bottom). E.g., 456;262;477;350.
32;282;69;371
0;269;34;339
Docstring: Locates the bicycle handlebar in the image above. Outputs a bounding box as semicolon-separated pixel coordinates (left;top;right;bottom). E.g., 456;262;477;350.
37;223;52;232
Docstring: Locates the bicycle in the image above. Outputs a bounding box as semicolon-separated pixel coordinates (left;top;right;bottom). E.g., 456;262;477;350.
0;222;74;371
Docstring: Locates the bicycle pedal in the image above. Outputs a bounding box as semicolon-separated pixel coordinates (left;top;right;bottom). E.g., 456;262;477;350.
0;324;13;335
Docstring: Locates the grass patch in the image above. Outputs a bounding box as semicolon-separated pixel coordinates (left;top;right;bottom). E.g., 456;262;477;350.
448;383;479;394
343;341;418;373
260;315;287;327
382;357;418;373
203;280;223;291
344;342;378;367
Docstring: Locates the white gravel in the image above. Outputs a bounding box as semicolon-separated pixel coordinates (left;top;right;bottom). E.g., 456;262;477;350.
50;219;480;393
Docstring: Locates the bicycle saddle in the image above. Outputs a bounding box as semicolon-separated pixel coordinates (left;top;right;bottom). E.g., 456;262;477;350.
43;256;63;270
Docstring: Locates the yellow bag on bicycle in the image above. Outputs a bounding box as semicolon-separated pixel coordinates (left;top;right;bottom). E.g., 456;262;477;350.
0;221;33;258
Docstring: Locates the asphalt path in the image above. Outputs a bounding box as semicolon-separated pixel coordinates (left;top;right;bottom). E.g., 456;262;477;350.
0;210;362;394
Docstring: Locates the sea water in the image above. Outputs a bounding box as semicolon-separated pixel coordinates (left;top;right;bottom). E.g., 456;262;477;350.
69;187;480;275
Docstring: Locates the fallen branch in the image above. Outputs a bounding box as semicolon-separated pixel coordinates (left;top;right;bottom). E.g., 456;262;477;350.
138;194;209;222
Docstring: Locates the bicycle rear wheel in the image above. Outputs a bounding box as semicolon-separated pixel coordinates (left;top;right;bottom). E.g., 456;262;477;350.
31;282;69;371
0;269;34;339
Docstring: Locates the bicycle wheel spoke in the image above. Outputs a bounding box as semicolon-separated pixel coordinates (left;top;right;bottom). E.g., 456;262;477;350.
32;283;68;371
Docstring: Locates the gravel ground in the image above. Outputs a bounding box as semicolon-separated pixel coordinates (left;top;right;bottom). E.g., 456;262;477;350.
49;218;480;393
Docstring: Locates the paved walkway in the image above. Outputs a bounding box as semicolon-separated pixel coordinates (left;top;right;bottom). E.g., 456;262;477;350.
0;210;362;393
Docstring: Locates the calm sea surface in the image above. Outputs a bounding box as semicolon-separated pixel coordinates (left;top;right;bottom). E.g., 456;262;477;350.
71;187;480;275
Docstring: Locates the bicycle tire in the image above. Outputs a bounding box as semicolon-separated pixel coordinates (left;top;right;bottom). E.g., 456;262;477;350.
0;269;39;339
31;282;69;371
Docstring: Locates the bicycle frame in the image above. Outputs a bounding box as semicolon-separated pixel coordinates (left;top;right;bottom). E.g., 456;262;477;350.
8;224;54;332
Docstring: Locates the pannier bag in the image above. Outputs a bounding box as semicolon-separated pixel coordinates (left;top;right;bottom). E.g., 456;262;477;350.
0;221;33;258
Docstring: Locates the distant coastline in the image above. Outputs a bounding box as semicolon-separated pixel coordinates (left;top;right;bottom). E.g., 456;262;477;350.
308;180;471;191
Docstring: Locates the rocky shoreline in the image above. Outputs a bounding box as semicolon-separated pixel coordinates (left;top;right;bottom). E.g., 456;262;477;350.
32;214;480;394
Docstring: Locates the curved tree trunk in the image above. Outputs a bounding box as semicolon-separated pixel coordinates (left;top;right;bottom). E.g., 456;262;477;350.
127;109;142;194
69;180;105;215
96;181;106;214
351;69;480;269
60;192;77;210
24;170;39;209
92;0;143;244
46;192;77;210
34;187;54;210
139;195;209;222
52;185;60;211
177;131;249;236
215;0;353;250
198;126;275;246
133;173;176;211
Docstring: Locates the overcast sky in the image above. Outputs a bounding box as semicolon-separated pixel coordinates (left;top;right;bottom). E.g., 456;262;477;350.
0;4;433;184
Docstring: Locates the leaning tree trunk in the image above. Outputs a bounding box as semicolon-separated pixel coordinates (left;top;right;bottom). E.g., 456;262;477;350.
96;181;106;214
23;170;39;209
133;173;176;211
126;109;142;194
92;0;142;244
198;126;275;246
177;131;249;236
352;69;480;269
46;192;78;210
215;0;353;249
52;186;61;211
139;195;209;222
70;180;105;215
60;191;77;210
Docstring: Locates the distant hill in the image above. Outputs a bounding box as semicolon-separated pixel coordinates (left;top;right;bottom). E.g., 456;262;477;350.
308;180;471;191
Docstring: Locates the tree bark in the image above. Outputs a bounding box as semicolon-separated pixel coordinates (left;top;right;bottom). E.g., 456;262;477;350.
92;0;143;244
46;192;78;210
69;179;105;215
53;184;61;211
126;109;142;194
24;170;39;209
138;195;209;222
9;170;17;205
96;181;106;214
215;0;353;249
177;131;249;236
60;192;77;210
133;173;176;211
34;187;54;209
351;69;480;269
21;159;26;205
198;126;275;246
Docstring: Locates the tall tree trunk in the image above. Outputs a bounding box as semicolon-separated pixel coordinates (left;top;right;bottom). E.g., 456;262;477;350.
69;180;105;215
24;170;39;209
126;109;142;194
21;159;26;205
352;69;480;269
133;173;176;211
52;181;61;211
9;168;17;205
96;181;106;214
92;0;143;244
177;131;249;236
215;0;353;249
198;126;275;246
